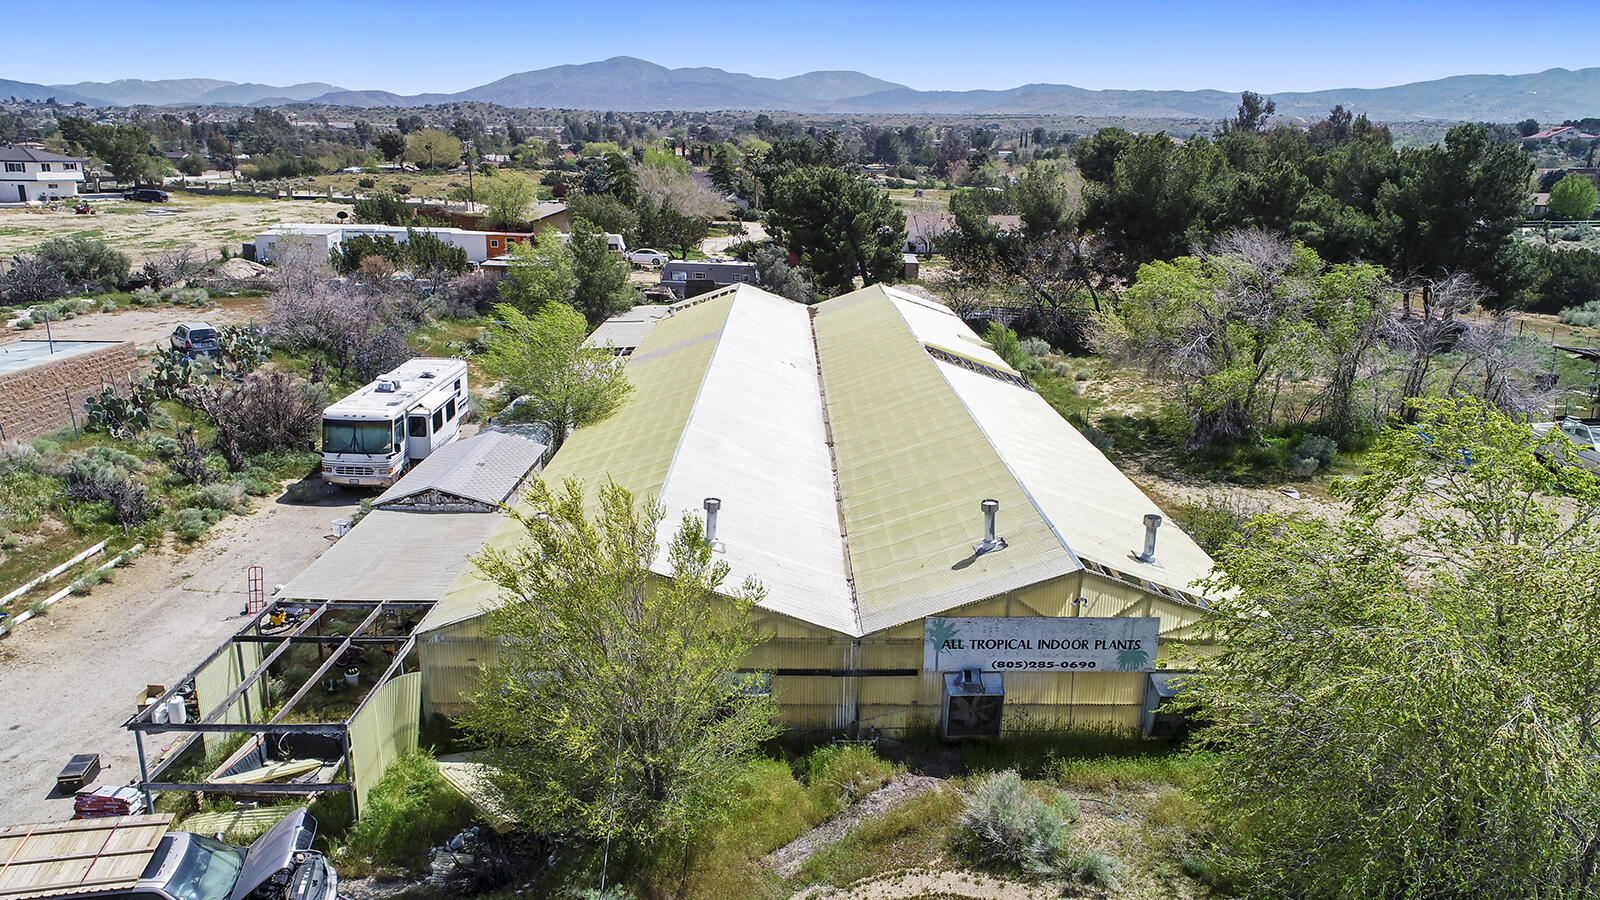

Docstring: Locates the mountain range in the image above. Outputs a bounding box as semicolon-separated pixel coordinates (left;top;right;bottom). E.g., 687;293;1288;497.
4;58;1598;121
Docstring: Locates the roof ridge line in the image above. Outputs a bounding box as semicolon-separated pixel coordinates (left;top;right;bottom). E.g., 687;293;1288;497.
808;304;863;636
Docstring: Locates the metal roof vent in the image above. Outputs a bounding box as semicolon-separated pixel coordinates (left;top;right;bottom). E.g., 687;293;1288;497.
374;379;401;393
703;497;725;553
973;498;1007;555
1137;513;1162;564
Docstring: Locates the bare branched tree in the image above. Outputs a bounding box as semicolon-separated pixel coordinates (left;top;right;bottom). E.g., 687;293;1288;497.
1384;272;1483;421
1446;315;1558;418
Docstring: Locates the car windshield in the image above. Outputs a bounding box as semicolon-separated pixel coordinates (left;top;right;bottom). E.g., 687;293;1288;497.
323;419;393;454
153;835;244;900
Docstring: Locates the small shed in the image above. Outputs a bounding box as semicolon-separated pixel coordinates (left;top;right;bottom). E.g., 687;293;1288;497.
372;431;546;512
902;253;920;280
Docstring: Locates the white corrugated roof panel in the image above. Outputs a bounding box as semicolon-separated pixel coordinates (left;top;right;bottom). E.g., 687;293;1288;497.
651;287;855;634
277;509;505;603
373;431;545;509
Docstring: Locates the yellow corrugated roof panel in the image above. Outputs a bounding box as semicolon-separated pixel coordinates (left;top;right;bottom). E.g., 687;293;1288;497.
814;287;1080;634
417;294;734;633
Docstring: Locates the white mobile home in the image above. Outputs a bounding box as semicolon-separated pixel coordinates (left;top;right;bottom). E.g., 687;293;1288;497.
320;358;469;487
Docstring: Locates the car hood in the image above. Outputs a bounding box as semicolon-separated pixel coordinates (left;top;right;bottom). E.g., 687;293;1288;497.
228;808;315;900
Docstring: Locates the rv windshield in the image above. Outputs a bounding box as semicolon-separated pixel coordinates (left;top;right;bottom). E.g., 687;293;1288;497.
323;419;394;455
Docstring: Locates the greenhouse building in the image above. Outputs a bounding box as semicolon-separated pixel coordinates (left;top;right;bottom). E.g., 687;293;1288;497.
415;283;1218;737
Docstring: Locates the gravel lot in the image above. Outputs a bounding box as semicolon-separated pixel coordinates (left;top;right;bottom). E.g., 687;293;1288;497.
0;195;342;265
0;488;361;824
1;295;269;351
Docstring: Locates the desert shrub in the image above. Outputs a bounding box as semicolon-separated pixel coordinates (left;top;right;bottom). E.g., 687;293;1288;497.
173;507;213;540
1019;337;1052;357
1561;300;1600;328
438;270;502;317
2;534;21;550
33;235;130;293
0;255;69;307
63;448;156;531
14;317;34;329
69;568;107;595
1295;434;1338;468
1176;493;1269;555
954;770;1076;876
187;373;326;470
351;330;413;381
195;483;239;511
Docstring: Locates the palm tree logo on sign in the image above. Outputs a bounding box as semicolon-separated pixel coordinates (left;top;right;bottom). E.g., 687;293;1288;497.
926;618;960;670
1116;644;1150;671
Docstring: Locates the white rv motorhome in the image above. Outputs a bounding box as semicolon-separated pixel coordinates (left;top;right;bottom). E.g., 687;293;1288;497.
320;357;469;487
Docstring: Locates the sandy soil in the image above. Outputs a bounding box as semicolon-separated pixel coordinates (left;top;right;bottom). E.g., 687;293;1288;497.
792;869;1060;900
0;195;343;265
0;487;361;824
1;295;269;351
770;776;944;878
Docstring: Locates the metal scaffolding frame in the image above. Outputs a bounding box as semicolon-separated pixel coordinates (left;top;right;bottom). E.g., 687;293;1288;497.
123;598;436;815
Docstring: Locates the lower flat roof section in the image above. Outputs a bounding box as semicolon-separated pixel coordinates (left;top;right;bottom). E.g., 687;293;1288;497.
276;509;504;603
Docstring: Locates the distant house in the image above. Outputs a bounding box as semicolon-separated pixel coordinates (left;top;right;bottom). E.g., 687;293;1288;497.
1527;126;1600;142
0;145;85;203
659;258;758;299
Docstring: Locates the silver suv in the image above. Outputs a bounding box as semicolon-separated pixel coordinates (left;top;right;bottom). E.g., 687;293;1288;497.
171;322;220;354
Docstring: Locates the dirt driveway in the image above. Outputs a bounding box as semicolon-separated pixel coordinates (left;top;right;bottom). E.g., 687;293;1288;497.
2;295;269;352
0;488;361;824
0;194;342;265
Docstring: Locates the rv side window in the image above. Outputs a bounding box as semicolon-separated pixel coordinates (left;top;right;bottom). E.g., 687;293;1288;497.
446;398;457;421
392;419;405;448
432;408;444;432
409;415;428;437
454;379;461;393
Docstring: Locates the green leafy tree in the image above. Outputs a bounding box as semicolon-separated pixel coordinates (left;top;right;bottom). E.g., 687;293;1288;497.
404;128;462;170
1548;172;1599;220
475;174;538;230
1191;396;1600;897
1379;124;1532;302
402;229;470;285
497;231;577;314
767;165;906;296
352;192;415;226
1098;231;1321;447
373;130;407;163
566;193;640;248
328;234;404;274
88;124;159;185
478;302;631;454
568;218;635;326
460;477;778;852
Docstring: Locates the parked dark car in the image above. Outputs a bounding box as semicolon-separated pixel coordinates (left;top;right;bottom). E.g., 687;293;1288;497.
124;188;169;202
171;322;219;354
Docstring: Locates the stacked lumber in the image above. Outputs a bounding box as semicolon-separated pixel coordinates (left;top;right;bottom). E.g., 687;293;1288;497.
73;786;147;818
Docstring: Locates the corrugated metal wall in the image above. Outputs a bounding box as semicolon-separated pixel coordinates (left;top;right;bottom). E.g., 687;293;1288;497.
417;571;1216;733
194;639;266;755
348;672;421;815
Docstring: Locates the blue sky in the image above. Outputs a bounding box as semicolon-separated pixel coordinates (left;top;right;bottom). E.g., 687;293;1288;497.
12;0;1597;95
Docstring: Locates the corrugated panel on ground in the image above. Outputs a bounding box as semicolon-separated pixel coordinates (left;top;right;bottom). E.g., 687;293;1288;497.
349;672;420;815
194;640;265;755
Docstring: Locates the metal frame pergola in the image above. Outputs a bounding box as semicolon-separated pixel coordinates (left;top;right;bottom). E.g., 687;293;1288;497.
123;598;436;815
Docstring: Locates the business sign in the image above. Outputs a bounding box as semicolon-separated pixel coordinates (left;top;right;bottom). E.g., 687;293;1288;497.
923;616;1159;673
